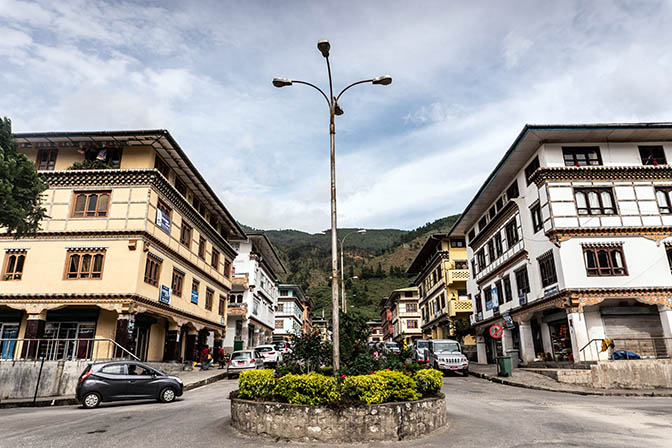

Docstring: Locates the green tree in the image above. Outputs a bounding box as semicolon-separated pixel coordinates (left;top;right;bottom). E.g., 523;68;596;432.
448;318;473;345
0;118;47;236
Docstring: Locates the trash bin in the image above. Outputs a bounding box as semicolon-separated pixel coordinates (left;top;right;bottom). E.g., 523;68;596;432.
234;340;244;351
497;356;512;377
506;349;519;368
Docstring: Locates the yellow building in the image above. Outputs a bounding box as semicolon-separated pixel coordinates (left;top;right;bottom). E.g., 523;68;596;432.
0;130;245;363
407;233;474;344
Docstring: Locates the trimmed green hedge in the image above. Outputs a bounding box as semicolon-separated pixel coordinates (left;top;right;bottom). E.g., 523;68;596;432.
236;368;443;405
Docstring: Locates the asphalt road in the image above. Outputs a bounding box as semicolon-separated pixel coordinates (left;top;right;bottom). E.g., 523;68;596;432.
1;375;670;448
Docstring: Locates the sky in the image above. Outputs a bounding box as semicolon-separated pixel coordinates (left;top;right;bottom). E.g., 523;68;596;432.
3;1;672;233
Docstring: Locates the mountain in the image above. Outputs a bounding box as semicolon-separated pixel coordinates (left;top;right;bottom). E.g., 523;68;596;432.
240;214;460;320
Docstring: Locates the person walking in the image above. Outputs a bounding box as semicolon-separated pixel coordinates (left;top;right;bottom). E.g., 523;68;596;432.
218;347;226;369
200;345;212;371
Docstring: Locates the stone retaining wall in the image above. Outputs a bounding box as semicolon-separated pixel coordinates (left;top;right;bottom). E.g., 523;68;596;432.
230;394;448;442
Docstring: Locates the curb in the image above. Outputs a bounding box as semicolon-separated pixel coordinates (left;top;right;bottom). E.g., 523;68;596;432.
468;371;672;397
0;371;230;409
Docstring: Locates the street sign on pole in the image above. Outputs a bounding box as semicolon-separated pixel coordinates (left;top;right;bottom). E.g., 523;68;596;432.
489;324;503;339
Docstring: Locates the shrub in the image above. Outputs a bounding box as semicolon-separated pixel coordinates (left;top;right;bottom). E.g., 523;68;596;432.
341;351;376;376
274;373;341;405
414;369;443;397
275;361;304;377
401;363;429;376
342;374;389;404
374;370;419;402
238;369;275;400
317;366;333;376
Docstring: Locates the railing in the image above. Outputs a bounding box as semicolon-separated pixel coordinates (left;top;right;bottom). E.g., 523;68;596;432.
446;269;469;285
0;338;139;361
579;337;671;362
448;299;473;316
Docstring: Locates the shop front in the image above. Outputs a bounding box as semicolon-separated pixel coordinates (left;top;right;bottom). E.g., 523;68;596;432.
0;307;23;360
543;310;573;362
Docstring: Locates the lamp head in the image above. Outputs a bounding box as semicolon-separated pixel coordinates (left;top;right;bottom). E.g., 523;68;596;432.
357;229;367;234
272;77;293;88
317;40;330;58
372;75;392;86
334;102;344;116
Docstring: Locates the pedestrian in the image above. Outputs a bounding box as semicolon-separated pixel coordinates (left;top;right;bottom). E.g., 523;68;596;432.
218;347;226;369
200;345;211;371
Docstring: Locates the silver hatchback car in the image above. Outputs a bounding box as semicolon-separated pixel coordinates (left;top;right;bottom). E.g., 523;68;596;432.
227;349;264;378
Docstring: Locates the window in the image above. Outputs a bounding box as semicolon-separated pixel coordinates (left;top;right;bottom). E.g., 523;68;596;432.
440;294;446;309
489;206;496;219
563;147;602;167
3;251;26;280
639;145;667;166
275;320;284;330
106;148;122;168
406;303;417;312
72;192;110;218
404;291;413;298
538;252;557;287
494;233;503;258
655;188;672;214
218;295;226;315
468;229;476;242
277;303;284;312
478;216;488;232
496;197;504;211
191;279;200;304
175;178;188;197
66;251;105;279
476;250;486;272
156;199;171;232
525;156;540;185
574;188;616;215
36;148;57;170
205;288;214;311
484;287;492;308
171;269;184;297
154;156;170;178
505;219;519;247
487;240;495;264
451;239;466;248
100;364;126;375
143;255;162;286
180;222;192;248
407;320;418;329
506;181;519;199
503;275;513;302
515;266;530;296
253;299;259;315
583;245;627;276
211;249;219;270
667;246;672;272
475;293;482;314
531;203;543;233
493;280;502;307
198;236;206;259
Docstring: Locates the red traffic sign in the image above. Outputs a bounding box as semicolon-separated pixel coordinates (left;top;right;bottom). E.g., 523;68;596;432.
489;324;503;339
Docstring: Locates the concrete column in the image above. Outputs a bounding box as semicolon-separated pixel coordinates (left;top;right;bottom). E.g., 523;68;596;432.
114;314;136;358
657;306;672;357
21;314;45;359
476;335;487;364
541;322;553;356
502;329;514;353
518;321;535;364
567;310;591;362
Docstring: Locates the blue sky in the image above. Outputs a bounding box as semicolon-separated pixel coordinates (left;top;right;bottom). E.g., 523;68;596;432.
3;0;672;232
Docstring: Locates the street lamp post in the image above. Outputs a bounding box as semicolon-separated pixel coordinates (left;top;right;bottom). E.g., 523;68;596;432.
339;229;366;313
273;40;391;372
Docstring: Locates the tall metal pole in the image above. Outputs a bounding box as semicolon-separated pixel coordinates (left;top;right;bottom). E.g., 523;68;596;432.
340;238;346;313
329;101;340;372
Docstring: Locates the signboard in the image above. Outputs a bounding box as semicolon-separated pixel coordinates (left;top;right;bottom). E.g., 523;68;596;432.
191;289;199;304
489;324;503;339
519;292;527;306
491;287;499;307
543;285;559;297
159;285;171;305
156;209;171;233
221;316;226;325
502;312;516;330
485;299;493;311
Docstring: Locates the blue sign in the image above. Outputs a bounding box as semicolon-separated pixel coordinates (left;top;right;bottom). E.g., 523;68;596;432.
159;285;171;305
502;312;516;330
191;289;199;304
485;300;493;311
156;209;171;233
491;287;499;306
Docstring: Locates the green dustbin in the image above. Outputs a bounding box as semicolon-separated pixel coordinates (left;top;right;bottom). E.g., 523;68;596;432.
234;340;244;351
497;356;512;377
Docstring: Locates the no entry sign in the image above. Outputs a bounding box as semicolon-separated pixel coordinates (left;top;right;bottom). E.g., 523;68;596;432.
489;324;503;339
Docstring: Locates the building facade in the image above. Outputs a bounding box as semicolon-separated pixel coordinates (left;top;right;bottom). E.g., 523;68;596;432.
301;295;314;335
452;123;672;365
367;320;383;343
407;234;473;342
380;299;394;341
0;130;245;363
223;234;285;352
274;284;305;341
381;287;421;345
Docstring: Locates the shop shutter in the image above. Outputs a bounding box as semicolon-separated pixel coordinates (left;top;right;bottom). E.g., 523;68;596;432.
602;309;666;358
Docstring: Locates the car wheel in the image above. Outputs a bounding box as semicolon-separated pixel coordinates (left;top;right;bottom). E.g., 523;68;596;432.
82;392;101;409
462;369;469;377
159;387;177;403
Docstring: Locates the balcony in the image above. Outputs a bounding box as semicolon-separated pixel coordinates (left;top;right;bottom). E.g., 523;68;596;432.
448;299;473;317
446;269;469;285
228;302;248;317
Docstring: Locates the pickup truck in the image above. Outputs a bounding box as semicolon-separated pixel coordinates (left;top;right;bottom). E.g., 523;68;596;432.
425;339;469;376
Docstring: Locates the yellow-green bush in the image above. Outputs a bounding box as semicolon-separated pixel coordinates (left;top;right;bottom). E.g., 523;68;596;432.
342;374;389;404
274;373;341;405
238;369;276;400
414;369;443;396
374;370;419;401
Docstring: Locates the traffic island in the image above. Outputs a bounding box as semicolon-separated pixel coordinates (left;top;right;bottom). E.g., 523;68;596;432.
230;394;448;442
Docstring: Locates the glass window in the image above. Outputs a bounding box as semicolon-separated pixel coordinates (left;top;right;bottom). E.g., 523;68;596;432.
72;192;111;218
36;148;57;170
180;222;192;248
562;147;602;166
65;251;105;279
3;252;26;281
531;203;543;233
524;156;540;185
655;188;672;214
101;364;127;375
574;188;616;215
583;246;627;276
505;219;519;247
143;256;161;286
538;252;558;287
205;288;214;311
515;267;530;296
171;269;184;297
198;236;206;259
639;145;667;166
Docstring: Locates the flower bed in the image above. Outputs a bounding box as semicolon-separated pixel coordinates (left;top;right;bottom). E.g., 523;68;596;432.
230;368;448;442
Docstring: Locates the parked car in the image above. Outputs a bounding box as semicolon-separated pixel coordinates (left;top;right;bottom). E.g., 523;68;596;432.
383;341;400;354
255;345;282;365
413;339;430;363
227;349;264;378
76;361;183;409
425;339;469;375
274;341;292;356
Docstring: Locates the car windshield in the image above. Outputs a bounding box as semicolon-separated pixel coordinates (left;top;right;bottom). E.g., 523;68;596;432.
416;341;429;349
231;352;252;359
256;347;273;352
433;342;460;353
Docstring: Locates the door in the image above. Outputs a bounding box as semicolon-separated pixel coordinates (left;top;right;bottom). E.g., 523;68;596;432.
0;324;19;360
126;364;158;398
136;326;150;362
602;307;666;358
96;363;129;400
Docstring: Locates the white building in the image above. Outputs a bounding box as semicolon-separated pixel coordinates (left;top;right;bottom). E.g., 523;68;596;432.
383;287;422;345
450;123;672;365
223;233;286;352
274;284;305;341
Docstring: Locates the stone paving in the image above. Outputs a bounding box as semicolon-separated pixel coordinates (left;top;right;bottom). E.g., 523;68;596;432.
468;363;672;396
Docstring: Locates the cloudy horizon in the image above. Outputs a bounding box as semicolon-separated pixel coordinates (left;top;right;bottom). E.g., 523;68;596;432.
3;0;672;232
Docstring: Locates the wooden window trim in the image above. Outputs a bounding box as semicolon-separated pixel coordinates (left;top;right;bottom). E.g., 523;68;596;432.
64;251;106;280
205;288;214;311
525;156;540;185
583;245;628;277
639;145;667;166
36;148;58;170
211;249;219;270
180;222;193;248
2;251;27;281
143;256;162;287
218;295;226;316
198;236;206;259
71;192;111;218
562;146;602;167
655;187;672;214
171;269;184;297
537;252;558;287
574;188;617;216
531;203;543;233
515;266;530;295
505;219;519;247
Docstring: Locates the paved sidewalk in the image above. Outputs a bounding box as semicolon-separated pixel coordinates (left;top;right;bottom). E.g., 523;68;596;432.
469;363;672;397
0;367;230;409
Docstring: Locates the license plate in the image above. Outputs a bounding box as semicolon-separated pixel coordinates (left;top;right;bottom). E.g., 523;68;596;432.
449;366;458;370
237;361;244;365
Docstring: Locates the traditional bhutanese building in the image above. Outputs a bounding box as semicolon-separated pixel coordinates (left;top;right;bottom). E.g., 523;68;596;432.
381;287;422;346
0;130;245;363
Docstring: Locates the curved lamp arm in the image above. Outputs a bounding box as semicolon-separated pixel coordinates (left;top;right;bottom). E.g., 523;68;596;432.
291;80;331;107
335;79;374;102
